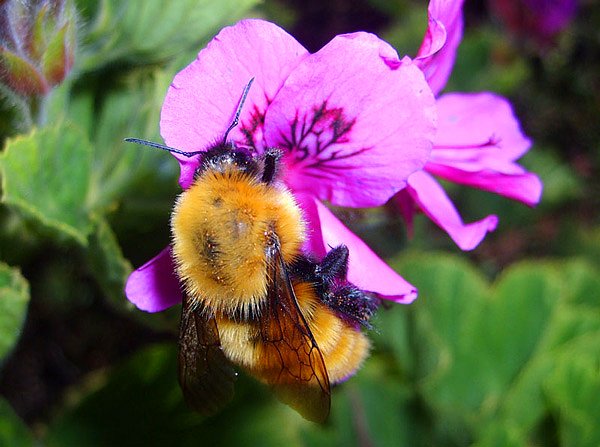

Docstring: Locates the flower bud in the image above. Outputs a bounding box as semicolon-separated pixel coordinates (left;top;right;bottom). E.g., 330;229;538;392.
0;0;76;97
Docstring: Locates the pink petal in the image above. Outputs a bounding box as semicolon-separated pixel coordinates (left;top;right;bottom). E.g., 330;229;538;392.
125;247;182;312
393;188;417;238
406;170;498;250
416;0;465;95
160;19;309;188
426;164;543;206
431;92;532;169
416;15;446;62
297;193;418;303
425;92;542;206
265;32;436;208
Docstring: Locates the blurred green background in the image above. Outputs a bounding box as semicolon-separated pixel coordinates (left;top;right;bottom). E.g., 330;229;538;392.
0;0;599;446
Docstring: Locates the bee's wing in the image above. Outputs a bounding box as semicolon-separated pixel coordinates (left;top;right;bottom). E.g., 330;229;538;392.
257;240;331;423
178;295;237;415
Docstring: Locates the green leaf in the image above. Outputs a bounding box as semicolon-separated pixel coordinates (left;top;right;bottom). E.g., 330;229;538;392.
87;70;174;211
84;218;180;332
0;398;34;447
389;254;600;444
557;226;600;272
394;254;491;411
473;423;529;447
348;359;416;447
0;263;30;362
370;304;413;374
48;69;177;215
45;344;306;447
85;218;132;311
496;263;600;439
521;149;582;206
545;334;600;447
470;264;559;399
45;81;93;143
557;259;600;308
0;124;94;245
45;344;182;447
79;0;260;70
382;6;428;58
445;27;530;96
42;254;600;446
45;341;418;447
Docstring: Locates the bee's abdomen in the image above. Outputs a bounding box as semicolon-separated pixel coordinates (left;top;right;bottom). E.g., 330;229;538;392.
293;282;371;384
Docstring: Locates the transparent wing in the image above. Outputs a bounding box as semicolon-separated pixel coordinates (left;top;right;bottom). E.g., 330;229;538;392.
255;235;331;423
178;296;236;415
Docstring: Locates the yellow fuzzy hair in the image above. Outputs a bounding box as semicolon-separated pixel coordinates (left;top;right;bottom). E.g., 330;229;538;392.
171;169;305;316
294;282;371;384
215;281;370;386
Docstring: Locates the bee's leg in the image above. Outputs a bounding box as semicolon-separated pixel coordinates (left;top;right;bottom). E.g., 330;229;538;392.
261;148;283;184
317;245;381;327
322;285;381;328
316;245;349;284
287;245;349;295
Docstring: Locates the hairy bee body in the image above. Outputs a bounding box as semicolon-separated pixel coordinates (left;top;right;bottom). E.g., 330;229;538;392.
127;81;378;423
171;145;305;317
214;279;371;385
168;143;378;422
284;281;372;384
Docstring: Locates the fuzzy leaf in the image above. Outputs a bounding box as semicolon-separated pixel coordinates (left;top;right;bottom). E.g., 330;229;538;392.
0;125;93;245
85;218;132;311
88;70;170;210
0;263;30;361
79;0;260;70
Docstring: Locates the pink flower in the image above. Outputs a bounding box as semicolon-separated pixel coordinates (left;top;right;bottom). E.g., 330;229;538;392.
126;19;437;312
396;0;543;250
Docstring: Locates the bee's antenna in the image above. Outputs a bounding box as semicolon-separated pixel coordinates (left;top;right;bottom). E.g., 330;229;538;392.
123;138;204;158
126;78;255;155
222;77;255;144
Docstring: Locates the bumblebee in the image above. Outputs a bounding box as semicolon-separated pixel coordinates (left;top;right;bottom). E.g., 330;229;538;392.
126;79;379;423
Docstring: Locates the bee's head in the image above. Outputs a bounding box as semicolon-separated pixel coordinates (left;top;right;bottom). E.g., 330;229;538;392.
194;143;283;185
195;142;259;180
